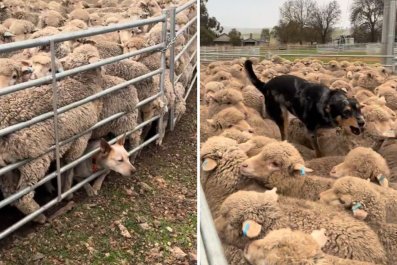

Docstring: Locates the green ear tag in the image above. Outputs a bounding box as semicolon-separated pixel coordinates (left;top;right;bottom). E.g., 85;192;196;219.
352;202;362;212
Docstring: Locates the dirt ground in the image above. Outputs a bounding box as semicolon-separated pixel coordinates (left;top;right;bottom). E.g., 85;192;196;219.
0;88;197;265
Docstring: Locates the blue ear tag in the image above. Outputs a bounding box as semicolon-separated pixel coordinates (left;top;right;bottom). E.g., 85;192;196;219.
300;166;305;176
242;222;250;237
352;202;362;212
377;175;385;184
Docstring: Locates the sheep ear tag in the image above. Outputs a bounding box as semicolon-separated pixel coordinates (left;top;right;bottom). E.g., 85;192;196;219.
352;202;368;220
242;220;262;238
376;175;389;188
202;158;217;172
293;163;313;176
383;130;396;138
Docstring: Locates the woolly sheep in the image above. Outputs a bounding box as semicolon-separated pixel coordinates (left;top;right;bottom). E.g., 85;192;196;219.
320;176;397;264
378;140;397;182
245;228;375;265
330;147;391;187
238;135;276;157
200;136;262;217
215;190;387;264
0;58;32;88
68;8;90;24
202;107;254;140
375;84;397;111
305;156;345;177
206;88;248;118
239;141;337;201
38;10;65;28
241;85;265;115
220;128;253;144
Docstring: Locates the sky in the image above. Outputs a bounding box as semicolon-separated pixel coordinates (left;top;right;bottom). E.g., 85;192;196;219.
206;0;352;30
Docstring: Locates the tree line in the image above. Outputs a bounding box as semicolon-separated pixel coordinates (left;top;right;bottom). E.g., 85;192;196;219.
200;0;385;45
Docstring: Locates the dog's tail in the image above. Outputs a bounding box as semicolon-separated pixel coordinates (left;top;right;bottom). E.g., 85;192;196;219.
244;60;266;91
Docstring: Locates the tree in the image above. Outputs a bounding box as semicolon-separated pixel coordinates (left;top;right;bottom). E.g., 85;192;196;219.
272;20;302;44
228;28;242;46
310;1;341;43
350;0;383;42
280;0;316;44
200;0;223;45
260;28;270;41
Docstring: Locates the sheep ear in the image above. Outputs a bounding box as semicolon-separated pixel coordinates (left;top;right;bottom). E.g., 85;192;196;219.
202;158;217;172
206;119;215;127
293;163;313;175
353;209;368;220
310;228;328;248
242;220;262;238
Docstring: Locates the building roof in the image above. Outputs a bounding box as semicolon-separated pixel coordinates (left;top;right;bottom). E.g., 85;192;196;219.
243;38;257;43
214;33;231;42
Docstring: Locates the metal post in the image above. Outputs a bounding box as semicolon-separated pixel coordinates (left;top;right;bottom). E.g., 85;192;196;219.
382;0;396;68
158;9;168;141
50;40;62;202
169;7;177;131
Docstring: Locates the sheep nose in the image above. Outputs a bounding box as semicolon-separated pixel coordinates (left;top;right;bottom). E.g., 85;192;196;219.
241;163;248;168
248;129;254;134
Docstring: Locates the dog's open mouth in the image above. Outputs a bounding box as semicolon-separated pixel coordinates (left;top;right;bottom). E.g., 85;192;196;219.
350;126;361;135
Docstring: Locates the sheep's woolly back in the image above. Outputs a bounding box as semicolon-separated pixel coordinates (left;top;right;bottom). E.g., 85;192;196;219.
211;107;246;128
62;44;101;70
216;190;387;264
30;26;60;39
239;135;277;157
245;228;323;265
220;128;252;143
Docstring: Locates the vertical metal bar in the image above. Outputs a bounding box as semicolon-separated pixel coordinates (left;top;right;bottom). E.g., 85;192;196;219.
169;7;177;131
50;40;62;202
158;10;168;140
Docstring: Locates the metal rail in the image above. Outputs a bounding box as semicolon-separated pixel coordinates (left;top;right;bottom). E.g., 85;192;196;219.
0;1;197;241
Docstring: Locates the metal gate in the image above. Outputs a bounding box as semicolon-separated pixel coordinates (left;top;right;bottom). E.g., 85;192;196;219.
0;0;196;240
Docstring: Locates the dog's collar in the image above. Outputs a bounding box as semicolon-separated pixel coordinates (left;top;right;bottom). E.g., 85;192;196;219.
92;157;98;172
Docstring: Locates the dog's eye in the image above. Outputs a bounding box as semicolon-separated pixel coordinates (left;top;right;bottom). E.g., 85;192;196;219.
343;109;351;117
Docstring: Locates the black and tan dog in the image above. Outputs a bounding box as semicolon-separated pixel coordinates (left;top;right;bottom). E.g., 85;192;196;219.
244;60;365;157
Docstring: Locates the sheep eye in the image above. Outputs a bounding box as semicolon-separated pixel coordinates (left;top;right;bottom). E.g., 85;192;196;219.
12;74;17;79
117;158;123;162
48;69;52;73
226;102;231;105
272;161;280;167
228;125;233;128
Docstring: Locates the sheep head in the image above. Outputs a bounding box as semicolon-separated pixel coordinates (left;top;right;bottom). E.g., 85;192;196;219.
29;53;63;80
330;147;390;187
240;141;313;187
214;190;281;249
207;88;248;117
206;107;253;135
0;58;32;88
319;176;385;223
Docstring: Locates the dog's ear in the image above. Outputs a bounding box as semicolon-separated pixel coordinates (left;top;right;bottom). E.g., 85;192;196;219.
100;139;111;154
117;134;126;146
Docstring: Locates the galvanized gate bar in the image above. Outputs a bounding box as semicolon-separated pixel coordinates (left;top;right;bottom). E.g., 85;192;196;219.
0;42;164;97
169;7;177;131
184;70;197;102
174;32;197;63
200;187;228;265
176;16;197;37
0;16;166;53
175;0;196;14
50;40;63;202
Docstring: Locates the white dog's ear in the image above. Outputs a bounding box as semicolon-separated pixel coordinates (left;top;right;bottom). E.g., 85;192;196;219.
117;134;126;146
100;139;111;154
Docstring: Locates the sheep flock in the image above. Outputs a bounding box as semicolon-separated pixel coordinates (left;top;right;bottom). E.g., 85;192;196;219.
200;56;397;264
0;0;196;225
